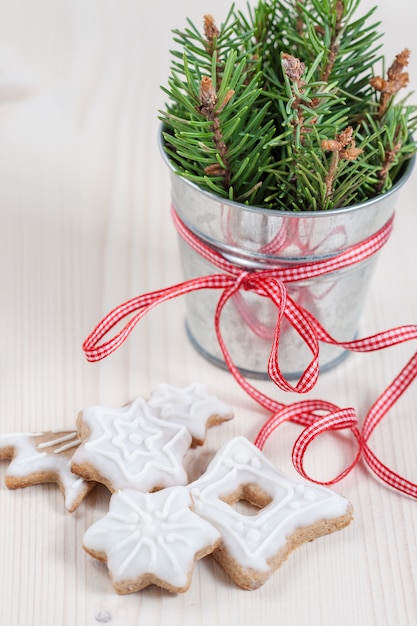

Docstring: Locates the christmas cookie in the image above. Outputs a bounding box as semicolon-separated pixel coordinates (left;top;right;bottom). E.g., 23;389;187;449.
147;383;233;445
71;397;192;493
189;436;353;590
0;430;96;512
83;485;220;593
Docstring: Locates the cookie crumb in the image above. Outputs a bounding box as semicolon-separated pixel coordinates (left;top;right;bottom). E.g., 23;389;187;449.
95;610;112;623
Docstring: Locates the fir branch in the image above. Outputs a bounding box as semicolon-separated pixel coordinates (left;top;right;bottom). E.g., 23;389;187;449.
296;0;305;37
203;15;223;90
281;53;324;146
197;76;234;186
161;1;417;211
317;0;344;82
359;102;417;194
376;141;401;192
279;0;383;112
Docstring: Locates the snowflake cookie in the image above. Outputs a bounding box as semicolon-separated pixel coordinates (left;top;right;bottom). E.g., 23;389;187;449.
0;430;96;512
71;397;192;493
147;383;233;445
189;436;353;590
83;486;220;593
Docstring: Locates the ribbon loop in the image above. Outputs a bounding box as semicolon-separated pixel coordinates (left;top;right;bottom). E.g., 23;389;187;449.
82;275;234;362
292;408;362;485
81;208;417;499
254;400;361;486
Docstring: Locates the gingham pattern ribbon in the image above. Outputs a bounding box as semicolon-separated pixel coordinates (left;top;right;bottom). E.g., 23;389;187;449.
82;208;417;498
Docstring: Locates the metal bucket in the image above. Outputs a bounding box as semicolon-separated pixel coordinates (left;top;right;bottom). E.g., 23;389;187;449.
161;139;414;379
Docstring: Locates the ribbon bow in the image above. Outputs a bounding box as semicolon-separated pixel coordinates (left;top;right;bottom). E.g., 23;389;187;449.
83;208;417;498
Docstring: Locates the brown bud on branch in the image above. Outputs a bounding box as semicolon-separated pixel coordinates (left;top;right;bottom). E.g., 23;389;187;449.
282;53;306;85
321;126;363;197
370;49;410;117
204;14;220;43
197;76;232;189
198;76;217;118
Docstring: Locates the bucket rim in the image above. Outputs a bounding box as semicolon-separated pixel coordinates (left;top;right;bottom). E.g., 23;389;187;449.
159;128;416;219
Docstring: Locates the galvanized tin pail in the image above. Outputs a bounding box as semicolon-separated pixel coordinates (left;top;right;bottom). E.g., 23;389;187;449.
162;141;414;379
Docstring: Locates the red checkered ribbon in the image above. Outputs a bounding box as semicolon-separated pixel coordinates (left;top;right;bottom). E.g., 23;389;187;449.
82;208;417;498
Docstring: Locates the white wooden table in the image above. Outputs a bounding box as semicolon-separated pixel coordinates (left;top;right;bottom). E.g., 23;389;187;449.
1;2;416;624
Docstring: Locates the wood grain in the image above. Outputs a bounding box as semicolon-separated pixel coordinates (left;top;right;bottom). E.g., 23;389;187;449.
0;1;416;624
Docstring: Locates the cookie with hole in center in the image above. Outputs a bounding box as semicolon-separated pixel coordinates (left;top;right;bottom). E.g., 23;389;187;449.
189;436;353;590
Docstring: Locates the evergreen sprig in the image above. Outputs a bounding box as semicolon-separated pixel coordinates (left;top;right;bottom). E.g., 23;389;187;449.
160;0;417;211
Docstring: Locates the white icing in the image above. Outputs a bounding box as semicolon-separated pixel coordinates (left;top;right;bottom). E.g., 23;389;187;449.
188;436;351;573
147;383;233;442
83;486;220;590
0;431;92;511
71;398;192;492
37;432;80;453
52;440;80;454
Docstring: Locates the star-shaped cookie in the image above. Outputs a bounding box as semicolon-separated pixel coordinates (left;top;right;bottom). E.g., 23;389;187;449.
83;486;220;593
0;430;96;512
189;436;353;589
147;383;234;445
71;397;192;493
